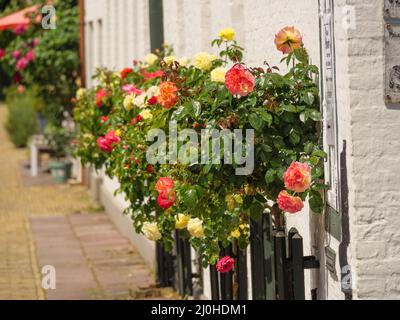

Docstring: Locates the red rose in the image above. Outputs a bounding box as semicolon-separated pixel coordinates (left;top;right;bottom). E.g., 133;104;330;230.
216;256;235;273
225;64;255;97
131;117;137;125
141;69;164;80
100;116;108;124
95;88;108;107
0;48;5;60
147;95;158;105
136;115;143;122
121;67;133;79
157;192;176;210
146;164;154;173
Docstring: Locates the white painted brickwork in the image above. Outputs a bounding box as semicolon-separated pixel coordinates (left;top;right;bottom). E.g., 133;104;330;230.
83;0;400;299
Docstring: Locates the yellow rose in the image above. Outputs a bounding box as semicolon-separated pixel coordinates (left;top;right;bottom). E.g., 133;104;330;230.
193;52;215;71
225;194;236;211
76;88;86;100
178;57;189;66
142;222;161;241
115;129;122;137
145;53;158;66
164;55;176;66
230;229;241;239
139;109;153;120
211;67;227;83
175;214;190;229
123;94;135;111
187;218;204;238
218;27;235;41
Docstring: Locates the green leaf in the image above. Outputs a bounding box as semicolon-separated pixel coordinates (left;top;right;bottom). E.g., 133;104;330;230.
250;202;264;221
302;92;315;106
259;109;273;126
308;110;322;121
309;190;324;213
281;104;298;113
265;169;276;184
299;112;307;123
289;130;300;145
312;149;328;159
248;113;263;131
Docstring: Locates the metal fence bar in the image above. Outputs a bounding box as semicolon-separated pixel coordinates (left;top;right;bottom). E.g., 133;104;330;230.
210;265;220;300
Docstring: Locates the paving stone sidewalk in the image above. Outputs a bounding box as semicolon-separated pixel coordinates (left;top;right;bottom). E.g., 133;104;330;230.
0;105;172;300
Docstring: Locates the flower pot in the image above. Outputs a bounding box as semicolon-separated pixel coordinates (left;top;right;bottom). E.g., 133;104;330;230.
48;160;72;184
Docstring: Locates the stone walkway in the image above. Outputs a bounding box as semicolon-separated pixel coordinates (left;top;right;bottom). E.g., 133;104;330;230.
0;105;171;300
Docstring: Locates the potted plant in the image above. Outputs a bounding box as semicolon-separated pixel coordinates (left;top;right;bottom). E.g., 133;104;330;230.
45;123;74;184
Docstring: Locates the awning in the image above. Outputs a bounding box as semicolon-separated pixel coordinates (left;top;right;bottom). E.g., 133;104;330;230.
0;5;40;31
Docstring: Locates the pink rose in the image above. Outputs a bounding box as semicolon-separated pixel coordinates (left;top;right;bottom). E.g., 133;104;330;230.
105;130;121;144
155;177;174;199
95;88;108;107
277;191;304;214
97;137;112;153
216;256;235;273
32;38;40;48
12;50;21;59
225;64;255;97
100;116;108;124
122;84;144;96
16;57;29;71
25;50;36;62
283;162;312;193
14;24;28;35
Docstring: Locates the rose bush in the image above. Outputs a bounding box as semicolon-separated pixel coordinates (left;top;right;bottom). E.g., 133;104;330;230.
74;28;327;268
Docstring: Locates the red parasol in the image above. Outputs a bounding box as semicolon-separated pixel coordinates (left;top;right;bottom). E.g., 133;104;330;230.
0;5;41;31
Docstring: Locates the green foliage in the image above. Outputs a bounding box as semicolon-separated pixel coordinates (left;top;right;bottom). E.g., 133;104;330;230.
5;89;38;147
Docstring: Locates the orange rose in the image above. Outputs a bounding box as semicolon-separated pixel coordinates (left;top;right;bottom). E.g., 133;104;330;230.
158;82;179;109
275;26;303;54
155;177;174;198
277;191;304;214
283;162;311;193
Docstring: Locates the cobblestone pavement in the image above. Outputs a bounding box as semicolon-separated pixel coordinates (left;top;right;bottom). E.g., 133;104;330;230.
0;105;171;300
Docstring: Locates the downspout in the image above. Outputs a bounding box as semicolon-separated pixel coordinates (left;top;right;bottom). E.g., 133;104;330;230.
78;0;86;88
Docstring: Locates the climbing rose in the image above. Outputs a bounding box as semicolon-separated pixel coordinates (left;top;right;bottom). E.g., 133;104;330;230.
145;53;158;66
105;130;121;144
16;57;29;71
158;82;179;109
155;177;174;198
225;64;255;97
122;84;143;95
0;48;5;60
141;69;164;80
283;162;312;193
32;38;40;48
193;52;217;71
187;218;204;238
25;50;36;62
146;164;154;173
97;137;112;153
277;191;304;214
157;192;176;210
275;26;303;54
147;95;158;105
218;27;235;41
12;50;21;59
95;88;108;107
142;222;161;241
120;67;133;79
100;116;108;124
14;24;27;35
211;67;227;83
216;256;235;273
175;214;191;229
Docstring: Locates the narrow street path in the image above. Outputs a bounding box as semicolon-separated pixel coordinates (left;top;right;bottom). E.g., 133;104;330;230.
0;105;170;300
